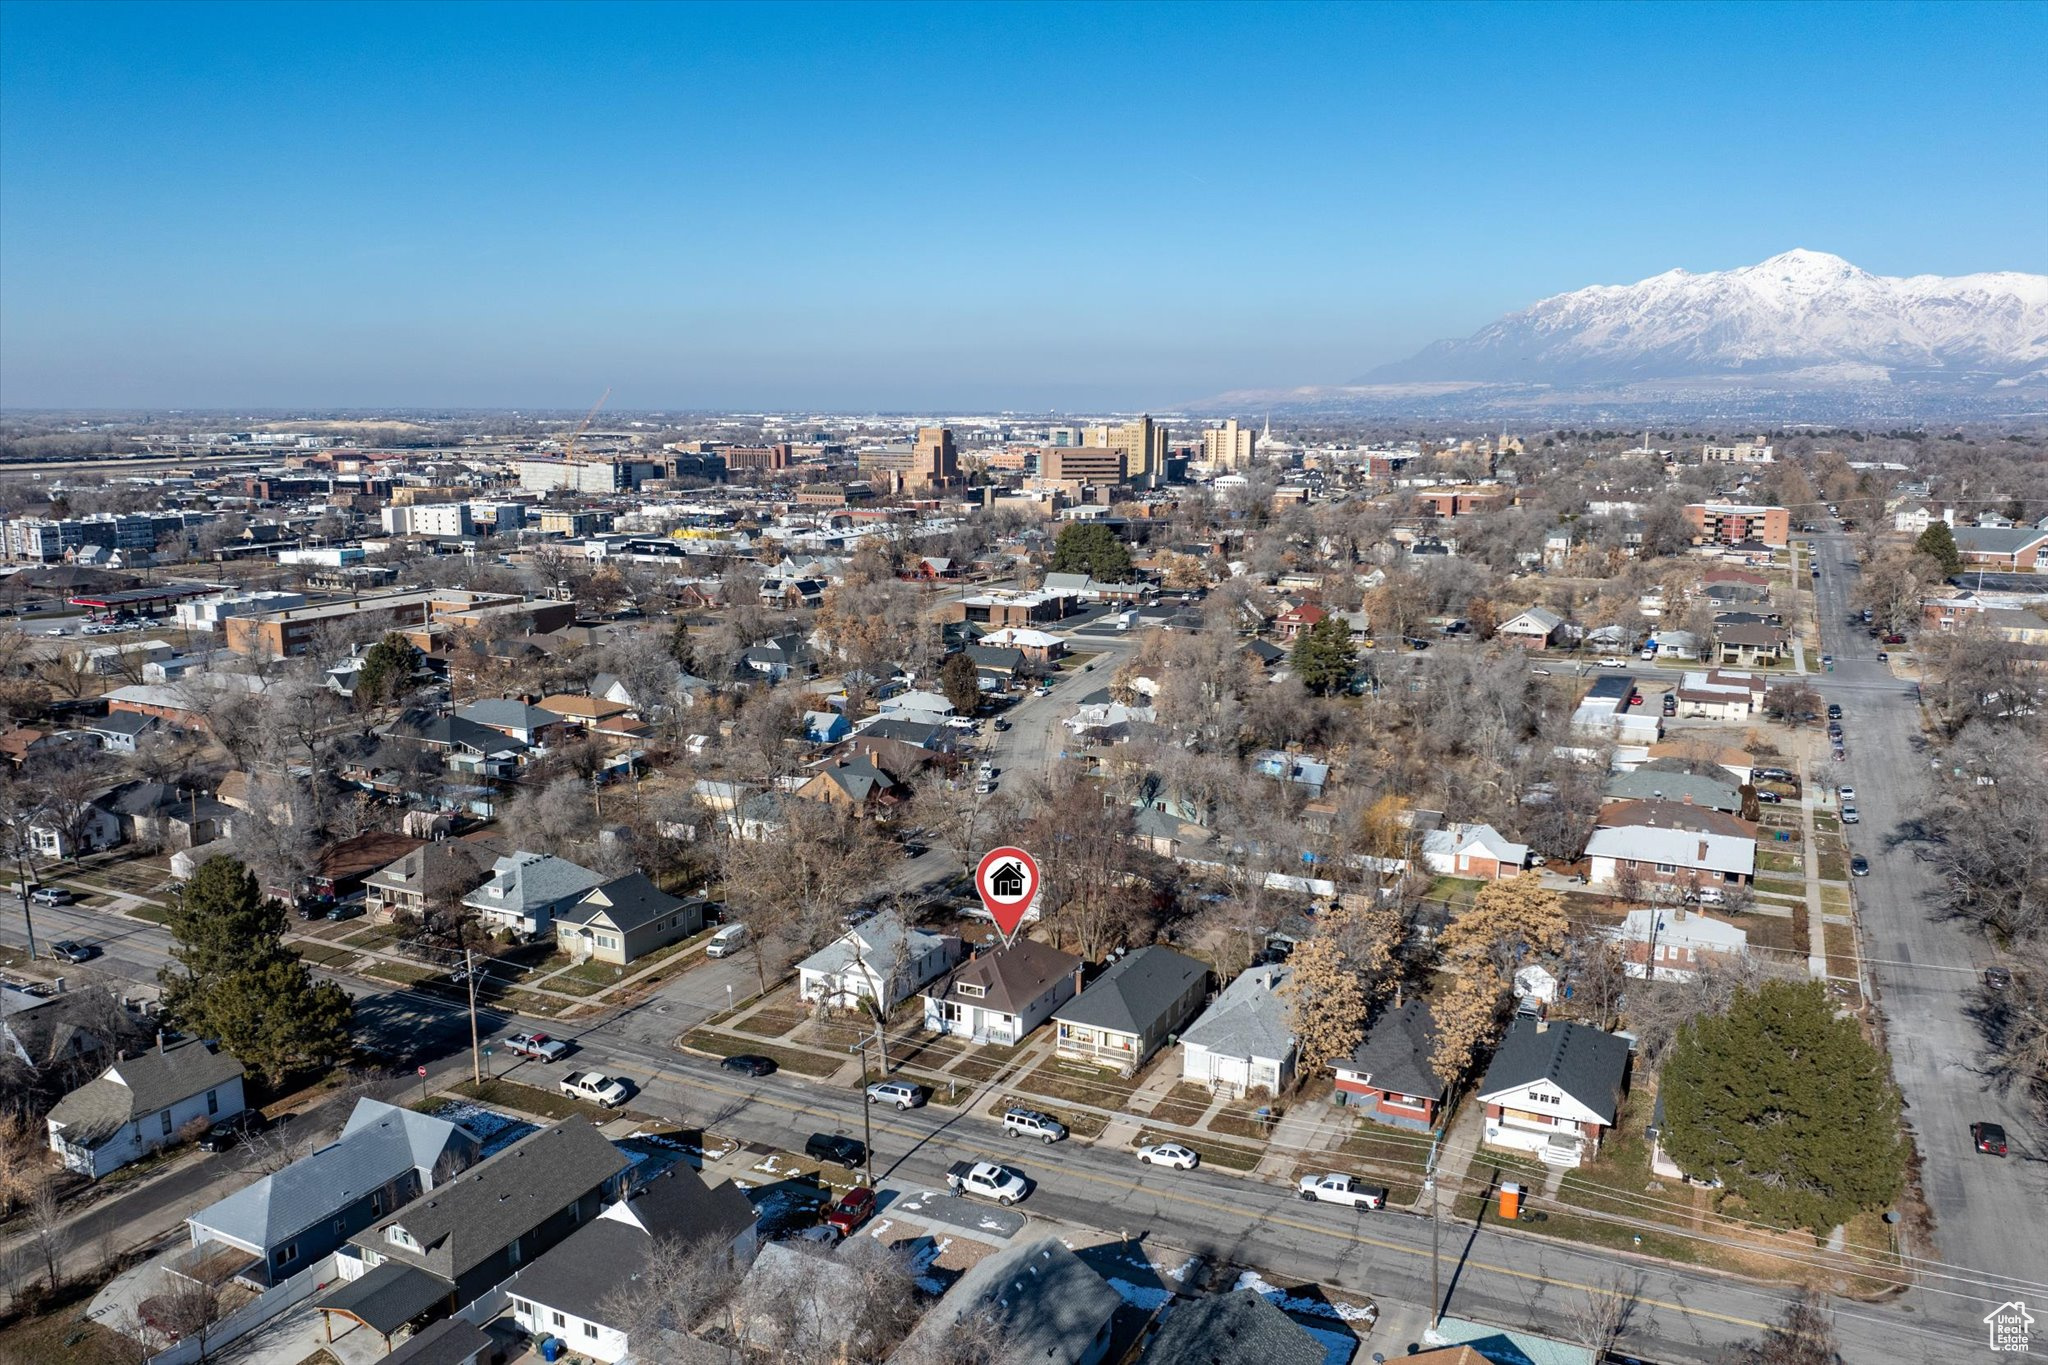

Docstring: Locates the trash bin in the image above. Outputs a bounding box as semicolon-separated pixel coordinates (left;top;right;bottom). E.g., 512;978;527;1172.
1498;1182;1522;1221
540;1336;563;1363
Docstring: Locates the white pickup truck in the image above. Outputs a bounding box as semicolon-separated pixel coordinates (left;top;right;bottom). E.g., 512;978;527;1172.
946;1160;1029;1206
1296;1173;1388;1210
559;1071;631;1108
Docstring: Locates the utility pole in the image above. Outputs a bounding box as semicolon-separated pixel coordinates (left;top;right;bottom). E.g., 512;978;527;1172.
1423;1123;1444;1338
12;837;40;963
464;947;483;1086
849;1040;875;1188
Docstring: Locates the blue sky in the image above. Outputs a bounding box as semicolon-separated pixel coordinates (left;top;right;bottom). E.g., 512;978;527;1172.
3;1;2043;411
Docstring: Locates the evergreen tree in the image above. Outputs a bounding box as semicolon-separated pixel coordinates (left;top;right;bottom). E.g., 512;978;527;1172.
1290;615;1357;695
160;857;354;1085
1047;523;1134;582
353;632;421;706
939;651;982;717
1662;980;1903;1233
1914;522;1961;577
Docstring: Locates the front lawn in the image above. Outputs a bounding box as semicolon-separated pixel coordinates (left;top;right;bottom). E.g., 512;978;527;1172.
1147;1082;1213;1128
1018;1054;1151;1113
450;1077;620;1123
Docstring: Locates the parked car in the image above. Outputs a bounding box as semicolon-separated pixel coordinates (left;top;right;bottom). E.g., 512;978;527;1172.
1297;1173;1388;1210
1599;657;1624;668
946;1160;1028;1205
1684;887;1726;906
45;939;98;963
1137;1142;1199;1170
866;1080;927;1110
1755;790;1782;803
1839;786;1855;801
197;1111;268;1153
991;717;1011;731
1876;651;1889;662
1851;856;1871;877
824;1187;877;1237
1883;633;1906;645
1841;805;1860;824
30;887;75;906
1827;704;1842;719
1984;966;2012;991
722;1054;777;1077
1972;1121;2008;1156
559;1072;631;1107
505;1032;569;1062
805;1132;866;1168
1001;1107;1067;1144
705;924;748;958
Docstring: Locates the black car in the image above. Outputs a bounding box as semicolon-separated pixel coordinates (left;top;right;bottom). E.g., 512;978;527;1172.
721;1054;777;1077
1827;704;1842;719
1755;790;1782;803
805;1132;866;1167
1985;966;2013;991
46;939;99;963
1850;856;1870;877
198;1112;269;1153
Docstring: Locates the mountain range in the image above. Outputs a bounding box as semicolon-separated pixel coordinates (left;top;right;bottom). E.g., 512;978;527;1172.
1192;251;2048;420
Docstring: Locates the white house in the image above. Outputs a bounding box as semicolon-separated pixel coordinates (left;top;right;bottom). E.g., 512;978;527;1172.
795;915;961;1011
29;803;122;859
1585;825;1756;896
1476;1018;1631;1168
47;1039;246;1179
1420;822;1530;881
1608;907;1750;982
922;940;1081;1047
1178;964;1296;1096
879;689;954;722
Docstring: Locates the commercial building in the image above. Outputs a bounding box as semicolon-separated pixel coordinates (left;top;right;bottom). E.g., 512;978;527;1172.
723;443;795;474
1039;448;1127;485
2;512;196;563
380;503;475;537
220;588;569;658
515;458;660;495
1200;418;1258;471
1105;415;1168;483
1683;503;1790;547
1700;440;1775;464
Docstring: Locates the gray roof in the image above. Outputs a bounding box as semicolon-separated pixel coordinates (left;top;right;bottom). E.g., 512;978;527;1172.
1953;525;2048;555
382;1316;492;1365
1477;1019;1631;1123
1178;966;1293;1065
1054;946;1208;1036
463;851;605;917
456;698;563;732
1602;769;1741;812
503;1165;753;1324
856;718;949;748
1136;1289;1328;1365
314;1260;450;1336
48;1039;243;1149
798;914;944;980
191;1099;478;1253
360;1117;630;1280
927;939;1081;1016
899;1237;1122;1365
558;872;687;933
364;841;496;899
1337;997;1442;1099
87;712;159;737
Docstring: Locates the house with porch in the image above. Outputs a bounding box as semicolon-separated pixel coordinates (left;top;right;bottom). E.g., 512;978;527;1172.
1713;622;1789;666
363;840;497;922
1608;906;1750;982
796;914;961;1011
462;851;606;938
1053;946;1209;1076
47;1038;247;1179
455;698;566;747
1332;997;1446;1131
554;872;704;967
922;939;1081;1047
1475;1017;1631;1168
1178;964;1296;1097
1496;607;1566;650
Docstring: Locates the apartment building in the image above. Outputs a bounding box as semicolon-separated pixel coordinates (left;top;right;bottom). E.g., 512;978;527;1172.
221;589;568;657
1200;418;1258;471
380;503;475;537
1700;441;1775;464
1683;502;1790;547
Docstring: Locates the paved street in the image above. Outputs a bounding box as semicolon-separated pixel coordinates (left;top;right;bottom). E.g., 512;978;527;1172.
1808;533;2048;1302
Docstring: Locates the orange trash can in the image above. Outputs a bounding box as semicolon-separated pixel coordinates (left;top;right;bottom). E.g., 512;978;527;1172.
1498;1182;1522;1220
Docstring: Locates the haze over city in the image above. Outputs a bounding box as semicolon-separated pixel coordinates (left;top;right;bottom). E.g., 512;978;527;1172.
3;1;2046;411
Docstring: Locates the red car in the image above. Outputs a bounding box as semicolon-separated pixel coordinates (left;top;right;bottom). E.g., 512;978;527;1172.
1972;1122;2008;1156
825;1186;876;1237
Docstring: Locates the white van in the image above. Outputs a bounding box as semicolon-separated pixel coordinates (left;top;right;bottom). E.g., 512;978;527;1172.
705;924;748;958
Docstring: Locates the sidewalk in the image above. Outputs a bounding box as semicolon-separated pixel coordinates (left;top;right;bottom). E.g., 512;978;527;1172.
1252;1099;1348;1180
1406;1103;1482;1212
1796;759;1829;981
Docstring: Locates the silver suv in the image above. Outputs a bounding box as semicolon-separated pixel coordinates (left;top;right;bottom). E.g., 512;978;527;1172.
1001;1107;1067;1144
866;1081;927;1111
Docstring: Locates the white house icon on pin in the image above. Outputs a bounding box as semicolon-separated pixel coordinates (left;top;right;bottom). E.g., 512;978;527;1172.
1985;1301;2034;1352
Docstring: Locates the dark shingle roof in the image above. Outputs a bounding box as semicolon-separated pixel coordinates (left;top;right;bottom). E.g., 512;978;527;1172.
1054;946;1207;1036
900;1237;1121;1365
558;872;687;933
1339;997;1442;1099
1477;1019;1630;1123
928;940;1080;1016
48;1040;243;1148
382;1316;492;1365
1136;1289;1328;1365
314;1261;451;1336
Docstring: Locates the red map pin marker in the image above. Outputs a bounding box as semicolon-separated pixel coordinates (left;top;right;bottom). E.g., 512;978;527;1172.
974;846;1040;943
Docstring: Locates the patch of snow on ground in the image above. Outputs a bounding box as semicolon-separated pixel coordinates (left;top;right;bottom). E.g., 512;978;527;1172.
1232;1272;1378;1324
751;1154;784;1174
1162;1256;1199;1282
632;1131;737;1160
1106;1278;1174;1311
977;1217;1007;1231
866;1219;894;1240
431;1103;537;1158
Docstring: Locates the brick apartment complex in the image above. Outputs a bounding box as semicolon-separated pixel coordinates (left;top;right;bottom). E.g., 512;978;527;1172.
1414;487;1507;518
222;589;572;657
1684;502;1790;547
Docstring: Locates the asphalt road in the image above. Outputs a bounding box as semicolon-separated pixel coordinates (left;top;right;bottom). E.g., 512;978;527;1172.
1808;532;2048;1308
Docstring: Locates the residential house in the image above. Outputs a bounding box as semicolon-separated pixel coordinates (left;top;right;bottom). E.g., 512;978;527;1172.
82;711;162;754
27;801;121;859
185;1099;479;1286
0;982;149;1091
503;1164;756;1365
1609;907;1749;982
1700;567;1771;602
965;643;1025;689
1713;622;1789;667
381;708;530;777
1671;669;1766;720
307;830;428;902
793;752;907;814
1475;1017;1631;1168
46;1038;246;1179
1250;750;1330;798
0;726;95;767
380;1319;493;1365
1495;607;1566;650
795;914;961;1011
364;840;498;922
1586;803;1757;896
1420;822;1529;881
1134;1289;1329;1365
735;1242;880;1361
1332;997;1448;1130
316;1118;633;1351
978;626;1066;662
1053;945;1209;1076
462;851;606;938
741;632;812;681
92;780;228;849
1273;602;1327;642
555;872;705;967
878;689;955;722
855;716;958;751
896;1238;1123;1365
1643;741;1755;787
923;939;1082;1047
1601;768;1741;814
802;710;850;745
1178;964;1296;1097
455;699;565;747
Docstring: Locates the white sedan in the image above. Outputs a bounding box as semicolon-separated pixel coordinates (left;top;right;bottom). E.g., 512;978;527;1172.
1136;1142;1199;1170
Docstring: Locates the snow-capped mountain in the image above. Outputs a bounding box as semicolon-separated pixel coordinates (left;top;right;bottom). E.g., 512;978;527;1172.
1361;250;2048;388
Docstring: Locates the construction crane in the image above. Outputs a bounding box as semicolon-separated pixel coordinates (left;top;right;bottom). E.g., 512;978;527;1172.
561;387;611;463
